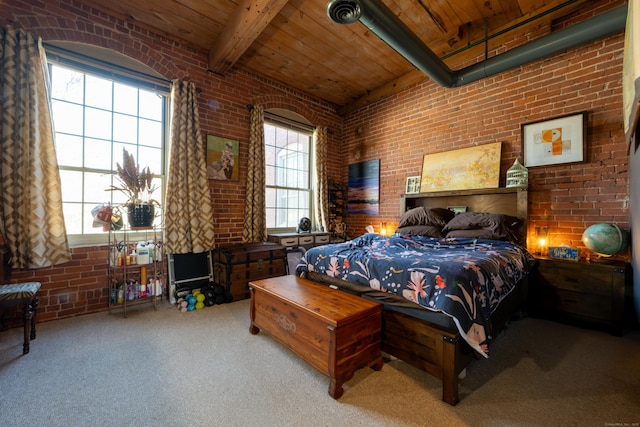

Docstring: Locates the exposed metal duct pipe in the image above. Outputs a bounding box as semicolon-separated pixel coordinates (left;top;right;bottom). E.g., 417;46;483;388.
327;0;627;88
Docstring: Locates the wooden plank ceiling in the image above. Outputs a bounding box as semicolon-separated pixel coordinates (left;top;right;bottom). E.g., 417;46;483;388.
72;0;593;111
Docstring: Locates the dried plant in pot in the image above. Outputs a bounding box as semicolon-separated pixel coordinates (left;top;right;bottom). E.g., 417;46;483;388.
107;148;159;228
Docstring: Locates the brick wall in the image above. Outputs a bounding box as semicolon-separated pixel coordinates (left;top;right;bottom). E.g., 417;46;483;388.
1;0;341;325
340;2;629;260
1;0;629;326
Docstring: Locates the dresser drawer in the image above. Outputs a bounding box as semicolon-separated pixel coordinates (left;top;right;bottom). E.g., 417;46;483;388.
532;258;629;335
278;237;299;247
299;235;314;245
537;259;612;296
315;234;330;244
536;286;612;321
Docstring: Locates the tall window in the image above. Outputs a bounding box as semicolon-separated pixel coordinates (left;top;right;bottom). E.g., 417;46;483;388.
264;118;313;230
48;53;169;243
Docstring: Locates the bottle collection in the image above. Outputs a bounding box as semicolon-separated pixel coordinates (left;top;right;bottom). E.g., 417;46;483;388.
109;238;165;306
111;240;162;267
110;276;164;304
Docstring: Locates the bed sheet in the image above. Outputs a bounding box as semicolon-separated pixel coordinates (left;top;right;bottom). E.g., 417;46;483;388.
296;233;535;356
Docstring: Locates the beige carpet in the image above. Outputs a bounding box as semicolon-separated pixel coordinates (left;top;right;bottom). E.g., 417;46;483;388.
1;299;639;427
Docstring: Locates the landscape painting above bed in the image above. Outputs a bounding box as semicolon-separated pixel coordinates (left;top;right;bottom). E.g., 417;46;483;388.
420;142;501;192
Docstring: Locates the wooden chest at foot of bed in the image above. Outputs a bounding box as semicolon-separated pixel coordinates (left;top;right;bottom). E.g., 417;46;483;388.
214;242;286;301
249;275;384;399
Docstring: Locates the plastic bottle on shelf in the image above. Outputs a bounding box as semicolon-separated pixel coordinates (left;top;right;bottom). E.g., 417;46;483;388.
157;278;163;296
149;279;155;297
130;249;137;265
147;241;155;262
137;242;149;264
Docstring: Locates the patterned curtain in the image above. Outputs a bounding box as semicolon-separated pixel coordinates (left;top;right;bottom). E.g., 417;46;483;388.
313;126;329;232
0;26;71;269
242;105;266;243
165;80;216;254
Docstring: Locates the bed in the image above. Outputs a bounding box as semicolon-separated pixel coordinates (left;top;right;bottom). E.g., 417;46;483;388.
296;187;535;405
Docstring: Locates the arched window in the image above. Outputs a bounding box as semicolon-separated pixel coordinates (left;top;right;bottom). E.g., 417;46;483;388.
264;109;314;230
45;43;170;245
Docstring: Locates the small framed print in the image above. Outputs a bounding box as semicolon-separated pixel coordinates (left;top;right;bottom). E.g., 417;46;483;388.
406;176;420;194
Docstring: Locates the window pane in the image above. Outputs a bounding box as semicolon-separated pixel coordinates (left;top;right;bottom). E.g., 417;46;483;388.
85;75;112;110
84;138;112;170
84;107;112;140
55;134;83;167
139;90;162;121
114;83;138;115
84;172;112;204
59;170;83;202
139;118;162;148
113;113;138;144
52;100;83;135
62;202;83;234
50;67;84;103
138;146;162;174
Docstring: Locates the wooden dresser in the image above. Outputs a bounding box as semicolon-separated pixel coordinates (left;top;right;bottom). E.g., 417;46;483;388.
530;257;630;335
249;275;383;398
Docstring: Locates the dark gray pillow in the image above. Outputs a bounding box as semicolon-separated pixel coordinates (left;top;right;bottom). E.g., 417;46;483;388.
398;207;455;228
442;212;523;242
395;225;443;238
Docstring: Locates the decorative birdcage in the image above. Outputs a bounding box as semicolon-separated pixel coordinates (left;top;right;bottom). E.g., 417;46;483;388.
506;157;528;188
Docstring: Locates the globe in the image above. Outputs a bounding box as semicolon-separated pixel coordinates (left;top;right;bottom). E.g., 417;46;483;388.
581;223;629;256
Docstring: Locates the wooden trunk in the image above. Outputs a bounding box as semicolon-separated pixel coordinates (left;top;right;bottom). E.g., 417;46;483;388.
249;275;384;399
214;242;286;301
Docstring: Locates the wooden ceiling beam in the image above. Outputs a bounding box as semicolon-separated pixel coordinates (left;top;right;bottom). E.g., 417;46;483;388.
208;0;289;75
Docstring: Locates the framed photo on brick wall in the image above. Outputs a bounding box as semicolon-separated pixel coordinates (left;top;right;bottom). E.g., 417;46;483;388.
405;176;420;194
522;112;587;167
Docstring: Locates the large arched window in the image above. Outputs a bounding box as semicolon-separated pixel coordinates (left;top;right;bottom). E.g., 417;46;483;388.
264;110;314;230
45;43;170;245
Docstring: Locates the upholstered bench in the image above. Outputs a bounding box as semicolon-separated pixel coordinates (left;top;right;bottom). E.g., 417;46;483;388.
0;282;41;354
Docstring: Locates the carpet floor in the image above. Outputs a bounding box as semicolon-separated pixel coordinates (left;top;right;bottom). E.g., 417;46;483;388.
1;299;639;427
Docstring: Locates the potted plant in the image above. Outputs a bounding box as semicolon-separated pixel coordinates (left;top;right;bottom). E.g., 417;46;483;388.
107;148;159;228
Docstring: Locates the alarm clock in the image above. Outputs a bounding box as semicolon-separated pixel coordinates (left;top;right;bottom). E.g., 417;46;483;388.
297;217;311;233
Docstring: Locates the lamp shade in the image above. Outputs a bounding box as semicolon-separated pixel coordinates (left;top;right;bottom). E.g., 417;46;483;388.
581;223;629;256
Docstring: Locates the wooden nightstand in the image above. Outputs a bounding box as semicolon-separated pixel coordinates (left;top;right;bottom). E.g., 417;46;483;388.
530;257;630;335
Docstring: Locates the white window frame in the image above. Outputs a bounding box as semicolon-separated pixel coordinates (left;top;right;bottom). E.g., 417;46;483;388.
46;46;170;247
264;113;315;233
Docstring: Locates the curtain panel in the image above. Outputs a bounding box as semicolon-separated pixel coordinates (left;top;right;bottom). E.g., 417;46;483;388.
0;26;71;269
242;105;266;243
313;126;329;233
165;80;216;254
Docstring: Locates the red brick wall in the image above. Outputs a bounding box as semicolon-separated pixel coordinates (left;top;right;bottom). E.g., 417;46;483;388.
341;2;629;260
1;0;342;325
1;0;629;327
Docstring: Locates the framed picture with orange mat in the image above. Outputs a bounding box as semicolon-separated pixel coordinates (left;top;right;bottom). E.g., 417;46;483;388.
522;112;586;167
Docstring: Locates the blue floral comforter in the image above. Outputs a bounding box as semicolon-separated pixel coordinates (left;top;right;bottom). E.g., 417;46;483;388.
296;233;535;357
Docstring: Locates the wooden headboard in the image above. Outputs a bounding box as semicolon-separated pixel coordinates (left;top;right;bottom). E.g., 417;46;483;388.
399;187;528;243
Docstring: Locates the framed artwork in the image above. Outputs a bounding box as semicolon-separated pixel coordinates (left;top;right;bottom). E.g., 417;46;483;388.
521;112;587;167
420;142;501;192
206;135;239;181
405;176;420;194
347;159;379;215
